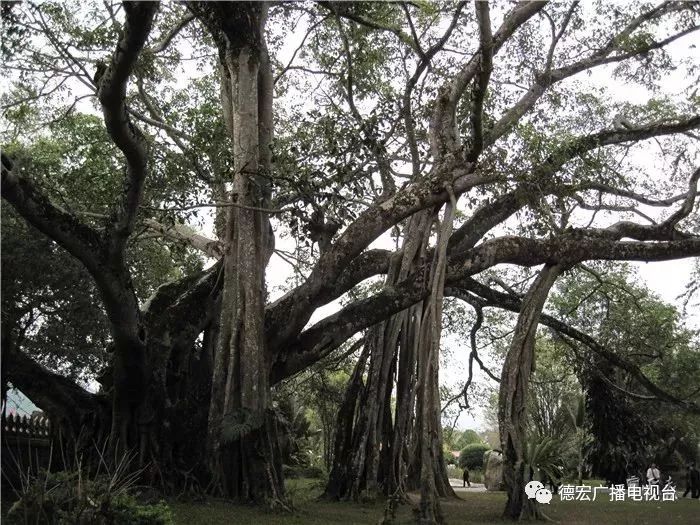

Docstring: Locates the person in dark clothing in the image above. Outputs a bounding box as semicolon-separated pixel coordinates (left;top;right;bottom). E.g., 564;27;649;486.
463;468;471;488
688;463;700;499
683;464;693;498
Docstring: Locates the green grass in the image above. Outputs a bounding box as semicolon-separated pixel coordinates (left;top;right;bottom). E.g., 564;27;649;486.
171;480;697;524
561;478;606;487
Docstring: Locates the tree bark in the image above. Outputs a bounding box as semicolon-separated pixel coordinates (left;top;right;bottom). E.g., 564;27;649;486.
413;192;457;525
323;210;446;503
499;264;565;521
189;2;285;505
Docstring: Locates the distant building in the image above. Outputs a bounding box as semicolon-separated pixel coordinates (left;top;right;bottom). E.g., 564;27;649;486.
2;387;39;417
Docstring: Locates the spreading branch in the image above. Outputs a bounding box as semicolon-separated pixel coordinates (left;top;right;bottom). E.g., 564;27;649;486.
269;115;699;349
4;347;109;432
466;0;493;161
149;12;195;54
272;230;700;381
1;153;104;274
143;218;224;259
487;2;699;143
430;0;545;158
458;277;700;414
96;1;158;248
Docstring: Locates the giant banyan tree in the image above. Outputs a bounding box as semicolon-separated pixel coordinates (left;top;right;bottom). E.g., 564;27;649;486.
2;1;699;522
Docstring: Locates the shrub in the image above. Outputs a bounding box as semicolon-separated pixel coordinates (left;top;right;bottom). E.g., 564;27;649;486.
282;464;325;479
459;443;491;470
110;494;173;525
524;435;563;483
6;452;173;525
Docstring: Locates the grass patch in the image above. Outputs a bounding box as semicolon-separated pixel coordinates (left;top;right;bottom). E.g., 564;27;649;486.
171;481;696;524
285;477;326;506
561;478;607;487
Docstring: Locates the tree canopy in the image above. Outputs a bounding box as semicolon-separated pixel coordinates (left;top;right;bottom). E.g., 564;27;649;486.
2;1;699;522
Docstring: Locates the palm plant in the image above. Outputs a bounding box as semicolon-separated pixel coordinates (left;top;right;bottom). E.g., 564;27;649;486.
524;435;564;485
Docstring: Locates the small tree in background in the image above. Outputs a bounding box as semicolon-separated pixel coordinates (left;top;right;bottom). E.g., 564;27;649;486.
455;430;483;451
459;443;491;471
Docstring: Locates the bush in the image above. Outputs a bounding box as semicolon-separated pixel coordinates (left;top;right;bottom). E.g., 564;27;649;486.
282;464;325;479
110;495;173;525
459;443;491;470
6;456;173;525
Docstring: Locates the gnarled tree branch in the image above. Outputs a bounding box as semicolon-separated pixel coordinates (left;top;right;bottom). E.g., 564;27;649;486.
96;1;158;248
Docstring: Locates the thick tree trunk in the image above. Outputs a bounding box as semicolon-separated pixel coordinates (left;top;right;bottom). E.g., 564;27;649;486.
387;209;457;505
138;269;220;491
191;3;284;505
414;193;457;525
323;345;370;500
350;323;397;500
322;327;397;502
499;264;564;521
71;257;149;461
389;308;418;496
405;301;454;498
323;204;457;513
323;212;431;502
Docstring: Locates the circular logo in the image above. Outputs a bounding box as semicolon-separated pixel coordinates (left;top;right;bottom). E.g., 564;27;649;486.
525;480;544;499
535;488;553;504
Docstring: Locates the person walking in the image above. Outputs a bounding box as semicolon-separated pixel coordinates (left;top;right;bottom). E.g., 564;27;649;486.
683;464;694;498
646;463;661;485
462;467;471;488
690;463;700;499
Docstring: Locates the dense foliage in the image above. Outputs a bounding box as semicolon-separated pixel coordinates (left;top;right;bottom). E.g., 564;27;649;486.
458;443;491;471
